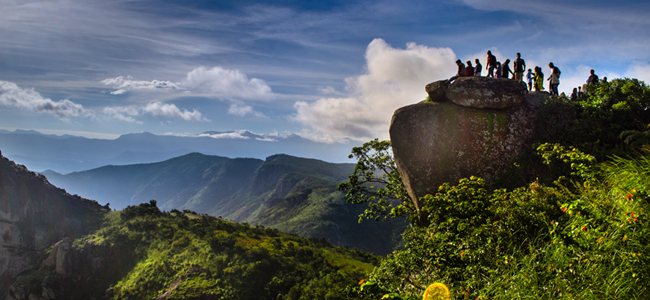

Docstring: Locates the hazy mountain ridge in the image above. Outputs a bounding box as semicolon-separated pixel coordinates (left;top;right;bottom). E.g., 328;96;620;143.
43;152;405;254
0;130;360;174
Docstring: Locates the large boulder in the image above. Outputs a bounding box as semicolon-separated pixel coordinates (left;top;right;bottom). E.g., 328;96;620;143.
426;76;528;109
390;81;546;223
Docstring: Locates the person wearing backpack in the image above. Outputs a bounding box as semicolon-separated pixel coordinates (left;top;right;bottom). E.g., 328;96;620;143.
486;51;497;77
513;53;526;81
547;62;560;95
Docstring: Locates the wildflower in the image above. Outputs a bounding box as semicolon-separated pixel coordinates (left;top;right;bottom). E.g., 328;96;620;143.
359;279;365;285
623;236;627;241
627;193;633;200
461;252;465;257
551;221;554;225
581;225;587;232
561;207;567;213
598;237;602;243
631;212;635;217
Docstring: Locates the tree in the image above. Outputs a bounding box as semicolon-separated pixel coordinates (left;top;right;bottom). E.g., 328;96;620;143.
338;139;416;224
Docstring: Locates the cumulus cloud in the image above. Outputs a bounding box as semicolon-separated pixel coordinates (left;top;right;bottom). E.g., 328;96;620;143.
101;76;180;92
195;130;277;141
182;67;274;101
0;80;206;123
0;81;87;118
143;102;206;121
228;103;266;118
626;64;650;83
292;38;457;143
102;66;274;101
102;102;208;122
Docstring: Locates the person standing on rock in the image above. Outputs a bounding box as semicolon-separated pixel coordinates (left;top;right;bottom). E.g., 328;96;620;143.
486;51;497;77
513;53;526;82
495;62;502;78
502;59;514;79
474;59;482;76
547;62;560;95
526;69;534;91
570;88;578;101
534;66;545;91
466;61;475;77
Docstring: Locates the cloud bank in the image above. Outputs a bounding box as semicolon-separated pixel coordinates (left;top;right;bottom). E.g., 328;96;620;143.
0;81;206;123
0;81;86;118
102;66;274;102
292;38;456;143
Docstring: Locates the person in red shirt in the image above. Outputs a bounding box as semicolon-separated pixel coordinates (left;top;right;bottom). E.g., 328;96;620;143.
466;61;475;77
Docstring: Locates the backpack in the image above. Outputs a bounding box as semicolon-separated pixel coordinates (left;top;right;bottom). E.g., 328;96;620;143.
553;67;561;78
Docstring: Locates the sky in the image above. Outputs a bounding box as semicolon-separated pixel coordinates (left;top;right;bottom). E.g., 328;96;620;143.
1;0;650;147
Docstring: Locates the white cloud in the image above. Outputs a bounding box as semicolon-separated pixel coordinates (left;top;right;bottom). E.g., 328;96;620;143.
626;64;650;84
182;66;274;101
143;102;206;121
228;103;266;118
0;81;87;118
292;38;457;143
101;76;180;93
102;66;274;103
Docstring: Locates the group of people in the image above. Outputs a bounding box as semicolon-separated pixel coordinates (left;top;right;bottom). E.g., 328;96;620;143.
454;51;562;95
455;51;608;100
568;69;607;101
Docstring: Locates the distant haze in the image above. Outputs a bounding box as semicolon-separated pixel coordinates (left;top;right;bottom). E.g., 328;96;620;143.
0;129;361;173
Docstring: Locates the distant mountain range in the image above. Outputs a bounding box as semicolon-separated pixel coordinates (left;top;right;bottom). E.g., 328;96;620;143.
43;152;405;254
0;129;361;173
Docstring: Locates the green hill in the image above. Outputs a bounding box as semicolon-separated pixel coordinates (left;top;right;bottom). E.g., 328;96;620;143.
43;153;406;255
7;201;379;300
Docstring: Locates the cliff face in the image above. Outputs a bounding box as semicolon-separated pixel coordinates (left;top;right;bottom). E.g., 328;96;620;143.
0;150;107;296
390;77;549;222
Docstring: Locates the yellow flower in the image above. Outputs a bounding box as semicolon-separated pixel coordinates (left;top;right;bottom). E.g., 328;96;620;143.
423;283;450;300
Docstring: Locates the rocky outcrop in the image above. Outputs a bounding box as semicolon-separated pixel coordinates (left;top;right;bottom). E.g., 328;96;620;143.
0;150;108;297
391;77;549;223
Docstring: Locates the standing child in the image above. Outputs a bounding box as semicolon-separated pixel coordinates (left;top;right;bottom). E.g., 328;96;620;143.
495;62;502;78
526;69;534;91
534;67;545;91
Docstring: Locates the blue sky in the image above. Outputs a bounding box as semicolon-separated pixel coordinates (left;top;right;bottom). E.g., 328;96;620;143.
1;0;649;146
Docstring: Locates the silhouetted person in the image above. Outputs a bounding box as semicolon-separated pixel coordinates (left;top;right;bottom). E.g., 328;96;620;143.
547;62;560;95
570;88;578;101
474;59;482;76
526;68;534;91
495;62;502;78
586;69;599;85
534;66;544;91
578;86;584;98
486;51;497;77
602;77;607;83
513;53;526;81
466;61;474;77
456;59;466;77
502;59;514;79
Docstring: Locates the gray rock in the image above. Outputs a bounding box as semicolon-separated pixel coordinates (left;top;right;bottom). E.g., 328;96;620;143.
390;92;546;225
425;80;449;103
446;76;528;109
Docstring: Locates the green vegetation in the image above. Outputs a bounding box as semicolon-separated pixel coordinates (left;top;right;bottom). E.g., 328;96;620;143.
17;200;379;300
44;152;406;254
341;78;650;299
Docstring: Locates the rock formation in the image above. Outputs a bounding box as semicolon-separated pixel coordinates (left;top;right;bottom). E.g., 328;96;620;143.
391;77;549;223
0;150;107;298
